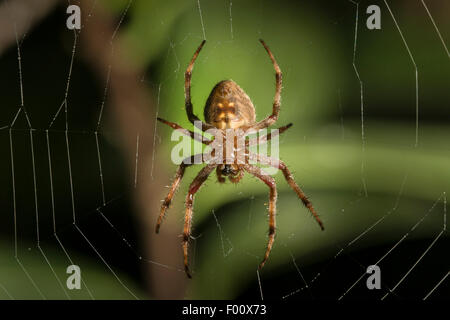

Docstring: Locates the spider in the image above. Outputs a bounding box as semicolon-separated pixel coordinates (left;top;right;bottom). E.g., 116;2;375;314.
155;39;324;278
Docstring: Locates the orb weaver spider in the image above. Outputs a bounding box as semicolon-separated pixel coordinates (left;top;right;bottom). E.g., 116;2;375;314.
156;39;324;278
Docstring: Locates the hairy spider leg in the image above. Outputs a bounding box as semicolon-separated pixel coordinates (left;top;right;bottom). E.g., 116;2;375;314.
247;123;292;147
156;154;205;233
157;117;212;145
251;152;324;231
183;164;216;278
184;40;213;131
244;164;277;269
252;39;282;131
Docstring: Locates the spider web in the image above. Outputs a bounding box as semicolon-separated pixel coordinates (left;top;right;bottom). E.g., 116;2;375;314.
0;0;448;300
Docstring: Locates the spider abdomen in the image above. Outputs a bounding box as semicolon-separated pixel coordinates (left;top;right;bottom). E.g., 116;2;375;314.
204;80;256;129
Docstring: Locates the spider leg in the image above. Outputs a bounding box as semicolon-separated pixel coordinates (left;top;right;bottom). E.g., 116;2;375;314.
251;153;324;230
252;39;282;131
157;117;212;145
243;164;277;270
247;123;292;147
185;40;214;131
183;164;216;278
156;154;203;233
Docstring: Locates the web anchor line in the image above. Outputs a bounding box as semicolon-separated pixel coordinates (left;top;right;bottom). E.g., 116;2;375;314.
348;0;367;197
95;132;106;206
150;84;161;180
257;269;264;300
212;210;233;258
74;225;140;300
0;283;14;300
288;249;314;299
423;271;449;300
381;228;445;300
197;0;207;40
95;207;183;272
9;129;44;299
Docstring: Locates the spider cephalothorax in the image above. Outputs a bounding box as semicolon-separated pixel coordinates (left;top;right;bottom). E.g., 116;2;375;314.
156;39;324;278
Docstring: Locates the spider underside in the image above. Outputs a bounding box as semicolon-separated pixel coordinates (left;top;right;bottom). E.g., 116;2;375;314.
156;39;324;278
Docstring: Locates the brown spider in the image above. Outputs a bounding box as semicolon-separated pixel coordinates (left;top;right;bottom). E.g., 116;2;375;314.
156;39;324;278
